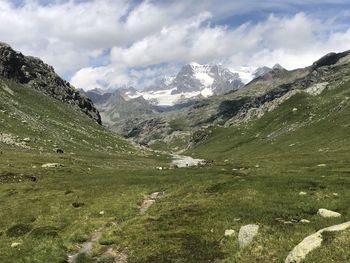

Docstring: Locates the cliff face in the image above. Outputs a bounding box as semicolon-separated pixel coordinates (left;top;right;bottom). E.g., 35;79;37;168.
0;42;101;124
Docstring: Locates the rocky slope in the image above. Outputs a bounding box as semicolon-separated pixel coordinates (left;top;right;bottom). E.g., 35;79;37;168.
0;42;101;124
120;50;350;147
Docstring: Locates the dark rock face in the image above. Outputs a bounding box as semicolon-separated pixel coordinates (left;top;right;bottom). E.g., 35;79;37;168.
0;42;101;124
122;117;171;144
311;51;350;70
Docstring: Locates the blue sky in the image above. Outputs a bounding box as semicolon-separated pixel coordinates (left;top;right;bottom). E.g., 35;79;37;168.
1;0;350;90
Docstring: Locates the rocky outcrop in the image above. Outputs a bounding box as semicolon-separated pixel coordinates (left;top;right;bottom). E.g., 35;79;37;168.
0;42;101;124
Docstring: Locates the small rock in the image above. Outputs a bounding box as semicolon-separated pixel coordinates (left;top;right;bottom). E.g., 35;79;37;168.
300;219;310;224
224;229;235;237
238;224;259;249
332;193;339;197
292;108;298;112
149;192;161;200
22;138;31;142
299;191;307;196
41;163;64;168
317;208;341;218
255;164;260;168
156;166;163;171
99;211;105;215
317;164;327;167
11;242;21;248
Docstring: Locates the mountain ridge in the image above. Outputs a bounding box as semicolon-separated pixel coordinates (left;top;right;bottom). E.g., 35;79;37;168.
0;42;101;124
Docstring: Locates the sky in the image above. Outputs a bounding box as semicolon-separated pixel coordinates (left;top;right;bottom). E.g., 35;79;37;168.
1;0;350;91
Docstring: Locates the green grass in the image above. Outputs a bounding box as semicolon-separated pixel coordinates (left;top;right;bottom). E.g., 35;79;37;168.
1;77;350;262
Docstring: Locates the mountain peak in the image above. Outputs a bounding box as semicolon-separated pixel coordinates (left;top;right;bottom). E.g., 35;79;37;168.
272;64;285;71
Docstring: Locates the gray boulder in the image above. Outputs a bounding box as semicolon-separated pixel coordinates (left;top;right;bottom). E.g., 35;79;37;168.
238;224;259;249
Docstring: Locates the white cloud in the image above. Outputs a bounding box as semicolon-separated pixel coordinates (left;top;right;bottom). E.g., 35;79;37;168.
1;0;350;90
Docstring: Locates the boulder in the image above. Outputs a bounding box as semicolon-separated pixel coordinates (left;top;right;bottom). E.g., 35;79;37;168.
238;224;259;249
285;221;350;263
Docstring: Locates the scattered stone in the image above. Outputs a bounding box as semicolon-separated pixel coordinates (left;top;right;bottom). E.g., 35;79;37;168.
299;191;307;196
255;164;260;168
224;229;235;237
300;219;310;224
292;108;298;112
156;166;163;171
22;138;31;142
317;208;341;218
238;224;259;249
41;163;64;168
11;242;21;248
149;192;161;200
99;211;105;215
285;221;350;263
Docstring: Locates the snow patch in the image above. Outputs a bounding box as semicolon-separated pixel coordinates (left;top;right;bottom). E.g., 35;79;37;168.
195;72;214;87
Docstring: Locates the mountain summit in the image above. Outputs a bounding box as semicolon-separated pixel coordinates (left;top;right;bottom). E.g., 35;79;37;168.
118;63;245;106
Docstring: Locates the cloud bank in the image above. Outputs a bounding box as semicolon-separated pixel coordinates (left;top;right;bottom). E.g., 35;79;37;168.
1;0;350;90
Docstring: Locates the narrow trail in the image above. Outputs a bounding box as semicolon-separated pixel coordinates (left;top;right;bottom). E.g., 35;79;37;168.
66;191;163;262
67;231;102;263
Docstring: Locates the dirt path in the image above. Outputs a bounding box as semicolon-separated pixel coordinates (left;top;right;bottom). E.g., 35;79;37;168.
67;231;102;263
67;192;163;262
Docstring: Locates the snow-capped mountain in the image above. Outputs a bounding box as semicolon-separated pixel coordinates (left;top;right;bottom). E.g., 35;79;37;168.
85;63;286;108
125;63;245;106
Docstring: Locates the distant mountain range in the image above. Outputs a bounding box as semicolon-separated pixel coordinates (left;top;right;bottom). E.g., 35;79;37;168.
85;63;286;108
83;62;287;137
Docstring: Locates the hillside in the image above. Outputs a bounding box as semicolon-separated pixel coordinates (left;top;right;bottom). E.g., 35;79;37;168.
0;42;101;124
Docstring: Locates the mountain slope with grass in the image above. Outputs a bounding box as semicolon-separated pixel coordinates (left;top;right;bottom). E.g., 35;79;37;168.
0;42;101;124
